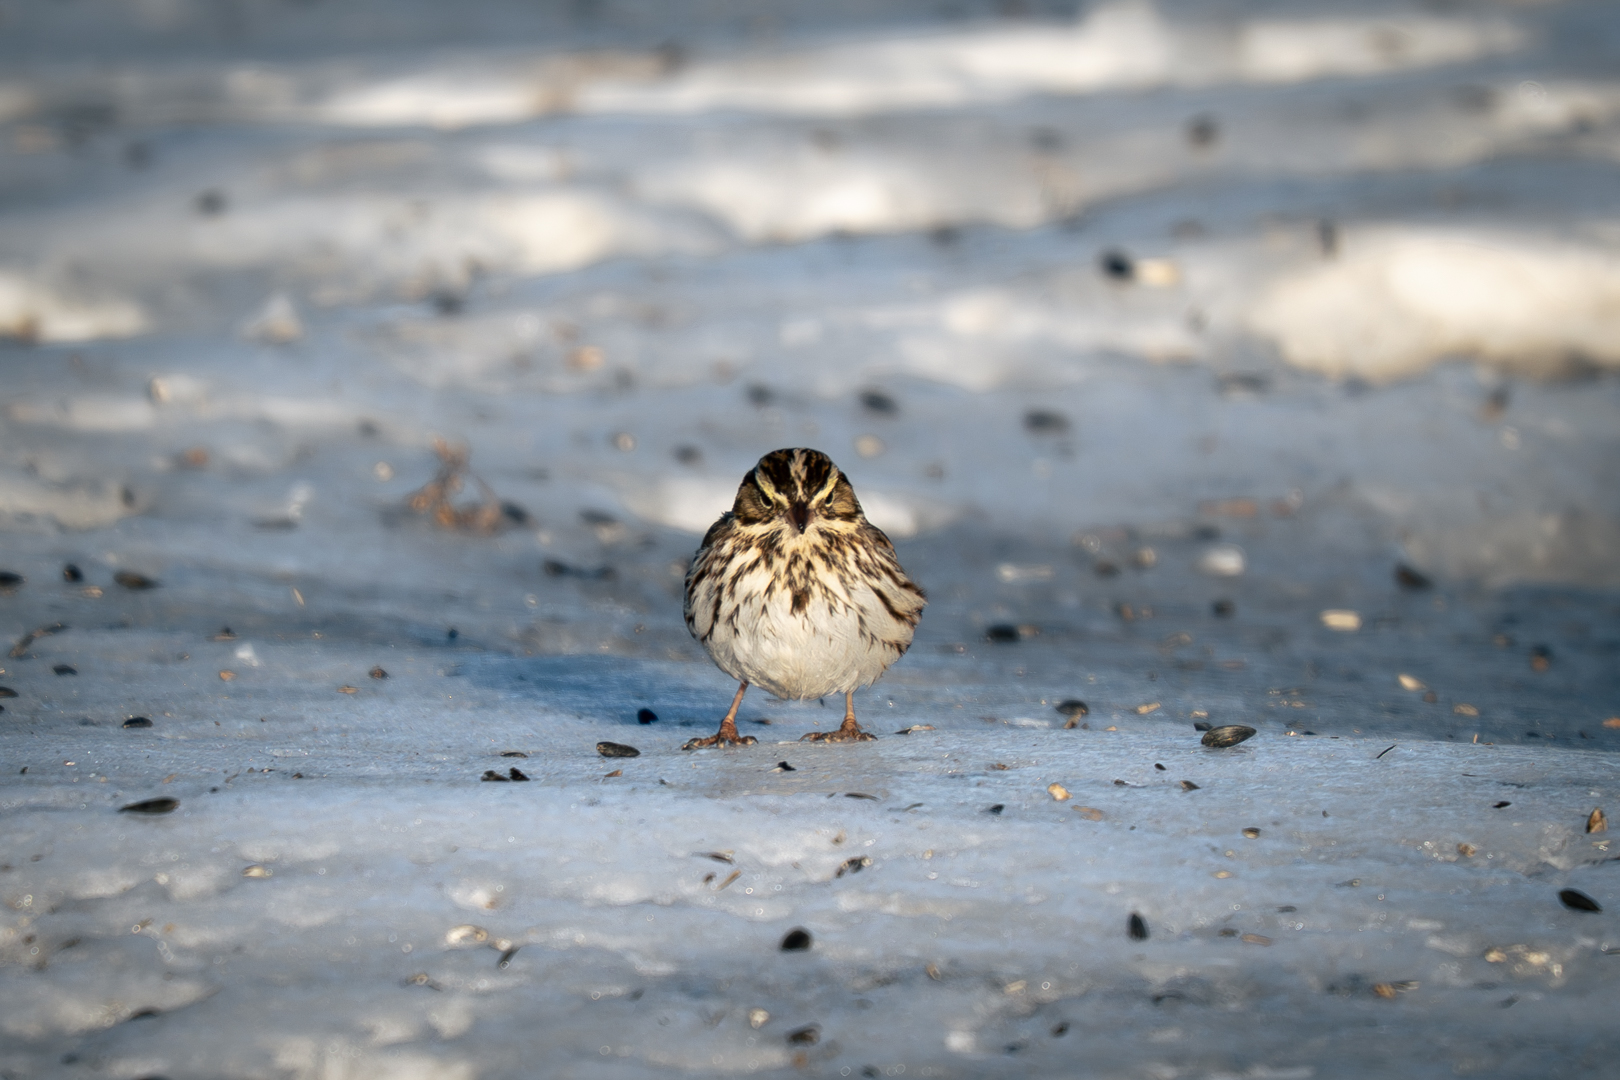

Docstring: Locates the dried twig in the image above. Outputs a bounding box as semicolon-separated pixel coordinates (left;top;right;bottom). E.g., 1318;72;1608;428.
404;438;516;535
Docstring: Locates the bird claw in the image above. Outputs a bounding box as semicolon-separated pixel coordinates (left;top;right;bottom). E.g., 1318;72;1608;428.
799;728;876;743
682;733;758;750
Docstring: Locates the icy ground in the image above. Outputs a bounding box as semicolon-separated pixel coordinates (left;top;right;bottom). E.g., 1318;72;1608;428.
2;1;1619;1077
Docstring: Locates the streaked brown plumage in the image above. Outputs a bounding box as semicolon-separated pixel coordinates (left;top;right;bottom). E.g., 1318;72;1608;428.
682;448;926;748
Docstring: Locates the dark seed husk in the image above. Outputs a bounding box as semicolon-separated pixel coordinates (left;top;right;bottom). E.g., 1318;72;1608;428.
480;770;509;782
53;665;77;676
1180;780;1200;791
122;717;153;729
500;750;527;758
1201;725;1256;748
120;797;178;814
508;767;529;781
637;708;658;724
1559;888;1602;913
1128;912;1148;940
836;856;871;878
0;687;16;698
786;1024;820;1046
369;666;388;679
984;624;1021;643
1193;722;1212;732
597;741;640;758
114;571;158;590
0;571;23;588
844;792;878;800
1394;564;1432;590
987;803;1004;815
62;564;83;583
781;928;812;951
1055;699;1089;718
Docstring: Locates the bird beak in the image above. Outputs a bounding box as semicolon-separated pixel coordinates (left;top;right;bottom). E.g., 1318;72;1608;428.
790;503;810;534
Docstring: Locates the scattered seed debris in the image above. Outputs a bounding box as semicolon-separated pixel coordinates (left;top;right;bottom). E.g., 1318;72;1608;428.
1047;783;1071;801
845;792;878;800
10;623;67;658
500;751;528;758
1372;981;1417;998
1376;745;1396;760
508;768;529;781
786;1024;820;1046
242;864;272;878
401;972;442;990
603;769;622;778
1201;725;1256;748
114;571;158;590
1494;801;1511;809
337;685;358;694
1134;702;1161;715
1179;781;1200;791
122;717;153;729
1457;843;1477;857
1242;827;1260;839
836;856;872;878
1056;699;1089;719
1074;807;1105;821
369;667;388;679
1320;609;1361;632
716;870;741;890
0;687;17;698
637;708;658;724
120;797;179;814
925;963;941;980
986;804;1004;815
781;928;812;951
1559;889;1602;913
1588;808;1607;834
984;624;1021;643
895;724;934;734
772;761;796;772
445;925;488;946
749;1008;770;1029
497;947;520;968
480;770;509;782
1128;913;1148;940
1193;722;1212;732
597;741;640;758
1241;934;1272;946
211;628;236;641
218;670;236;681
698;851;735;864
62;564;83;583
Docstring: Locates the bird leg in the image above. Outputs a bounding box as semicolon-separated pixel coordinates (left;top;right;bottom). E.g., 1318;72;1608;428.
682;682;758;750
800;690;876;743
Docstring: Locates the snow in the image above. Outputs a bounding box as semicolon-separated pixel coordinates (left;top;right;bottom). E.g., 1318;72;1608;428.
2;0;1619;1077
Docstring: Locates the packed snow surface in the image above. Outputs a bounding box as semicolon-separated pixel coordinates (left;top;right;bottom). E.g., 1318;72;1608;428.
1;1;1618;1078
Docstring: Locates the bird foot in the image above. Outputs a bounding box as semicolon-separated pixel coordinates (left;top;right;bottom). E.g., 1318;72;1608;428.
800;727;876;743
682;732;758;750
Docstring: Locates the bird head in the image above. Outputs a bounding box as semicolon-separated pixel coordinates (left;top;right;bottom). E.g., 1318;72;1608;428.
733;448;862;534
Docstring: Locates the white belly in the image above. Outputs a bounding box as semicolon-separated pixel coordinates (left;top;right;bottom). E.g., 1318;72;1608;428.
692;556;913;700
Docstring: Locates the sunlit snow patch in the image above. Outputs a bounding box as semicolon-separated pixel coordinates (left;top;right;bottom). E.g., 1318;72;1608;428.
1248;227;1620;381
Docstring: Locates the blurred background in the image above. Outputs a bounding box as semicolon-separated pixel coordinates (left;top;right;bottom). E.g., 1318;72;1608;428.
1;0;1617;740
3;4;1620;1076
